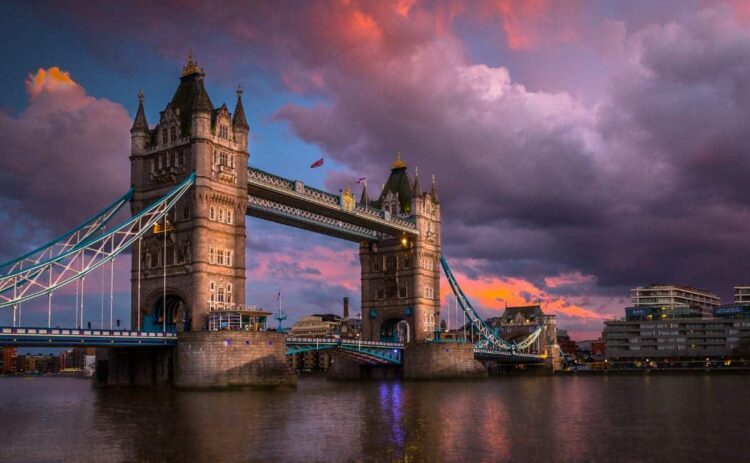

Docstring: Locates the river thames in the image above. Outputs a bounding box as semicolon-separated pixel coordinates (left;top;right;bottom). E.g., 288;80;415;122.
1;375;749;462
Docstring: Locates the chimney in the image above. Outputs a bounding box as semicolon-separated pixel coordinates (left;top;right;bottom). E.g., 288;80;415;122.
343;297;350;320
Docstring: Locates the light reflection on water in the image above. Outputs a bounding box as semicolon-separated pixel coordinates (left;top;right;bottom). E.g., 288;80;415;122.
1;375;750;462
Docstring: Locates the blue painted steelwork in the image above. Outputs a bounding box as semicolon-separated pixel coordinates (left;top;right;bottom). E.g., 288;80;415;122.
286;337;403;365
441;255;543;359
0;173;196;308
0;188;133;276
0;326;177;347
440;255;513;349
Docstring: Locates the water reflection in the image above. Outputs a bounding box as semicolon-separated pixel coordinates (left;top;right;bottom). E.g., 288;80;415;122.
378;382;405;457
2;375;750;462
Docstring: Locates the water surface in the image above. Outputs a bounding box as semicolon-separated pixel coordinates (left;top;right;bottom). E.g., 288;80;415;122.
1;375;749;462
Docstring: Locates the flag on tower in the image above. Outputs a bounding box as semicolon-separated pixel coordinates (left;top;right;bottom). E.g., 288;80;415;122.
310;158;324;168
276;290;281;301
356;177;367;184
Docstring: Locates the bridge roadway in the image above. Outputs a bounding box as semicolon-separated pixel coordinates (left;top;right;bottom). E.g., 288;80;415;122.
0;328;542;365
246;167;418;242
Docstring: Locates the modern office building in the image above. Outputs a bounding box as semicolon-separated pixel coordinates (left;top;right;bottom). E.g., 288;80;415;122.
630;284;720;317
604;317;750;360
733;286;750;304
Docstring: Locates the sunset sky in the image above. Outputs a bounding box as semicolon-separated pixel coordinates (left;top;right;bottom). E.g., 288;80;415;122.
2;0;750;339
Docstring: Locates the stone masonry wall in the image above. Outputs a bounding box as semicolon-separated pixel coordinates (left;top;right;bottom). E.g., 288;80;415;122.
403;342;487;379
174;331;296;388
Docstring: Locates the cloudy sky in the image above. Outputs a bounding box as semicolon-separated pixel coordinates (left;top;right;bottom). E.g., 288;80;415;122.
2;0;750;339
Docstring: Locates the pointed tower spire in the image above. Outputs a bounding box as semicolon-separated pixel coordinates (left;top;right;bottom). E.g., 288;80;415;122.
412;166;422;196
359;181;370;206
232;85;249;130
430;174;439;202
131;90;149;133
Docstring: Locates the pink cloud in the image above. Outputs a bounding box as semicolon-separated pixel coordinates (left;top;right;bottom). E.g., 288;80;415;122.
0;67;131;259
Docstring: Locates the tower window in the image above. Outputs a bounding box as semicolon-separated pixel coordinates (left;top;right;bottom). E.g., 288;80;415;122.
220;124;229;139
209;206;216;221
170;126;177;142
227;209;233;224
162;129;168;145
399;284;407;298
386;255;396;272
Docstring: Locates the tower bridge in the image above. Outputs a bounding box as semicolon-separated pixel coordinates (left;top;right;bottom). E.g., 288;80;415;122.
0;54;554;386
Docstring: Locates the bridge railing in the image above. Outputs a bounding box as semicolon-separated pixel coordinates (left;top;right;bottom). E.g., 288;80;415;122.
1;327;177;338
285;337;403;348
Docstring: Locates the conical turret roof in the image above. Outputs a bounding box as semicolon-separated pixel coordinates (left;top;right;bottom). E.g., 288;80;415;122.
130;90;148;133
233;86;249;130
374;152;413;213
168;52;214;135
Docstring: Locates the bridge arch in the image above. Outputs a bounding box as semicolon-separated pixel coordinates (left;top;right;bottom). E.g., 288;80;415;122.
379;317;411;344
143;289;190;333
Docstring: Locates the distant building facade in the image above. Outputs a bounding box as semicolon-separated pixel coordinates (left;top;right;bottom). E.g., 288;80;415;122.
630;284;720;318
289;314;342;338
605;285;750;360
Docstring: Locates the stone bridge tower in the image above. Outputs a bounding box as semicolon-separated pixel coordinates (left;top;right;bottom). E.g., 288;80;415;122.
129;53;249;332
360;154;442;343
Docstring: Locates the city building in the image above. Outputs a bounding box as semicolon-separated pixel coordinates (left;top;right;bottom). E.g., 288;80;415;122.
604;318;750;360
1;347;16;374
289;314;342;338
339;296;362;339
734;286;750;304
13;353;61;374
556;329;577;356
630;284;720;318
576;339;606;361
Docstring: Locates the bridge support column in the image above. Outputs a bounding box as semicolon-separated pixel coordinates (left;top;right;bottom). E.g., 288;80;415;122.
174;331;296;388
403;343;487;379
94;347;174;387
